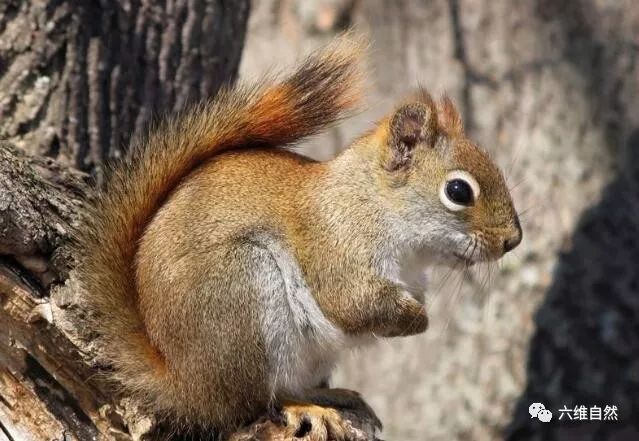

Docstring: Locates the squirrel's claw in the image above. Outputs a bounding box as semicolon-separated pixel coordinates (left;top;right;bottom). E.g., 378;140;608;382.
279;401;366;441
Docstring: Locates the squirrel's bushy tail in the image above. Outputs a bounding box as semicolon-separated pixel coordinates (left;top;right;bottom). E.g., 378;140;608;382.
72;35;364;418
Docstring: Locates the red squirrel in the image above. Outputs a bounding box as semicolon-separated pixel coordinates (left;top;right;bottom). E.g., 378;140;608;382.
73;34;521;439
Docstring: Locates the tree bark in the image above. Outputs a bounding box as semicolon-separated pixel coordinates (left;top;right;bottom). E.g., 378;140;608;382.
0;0;249;178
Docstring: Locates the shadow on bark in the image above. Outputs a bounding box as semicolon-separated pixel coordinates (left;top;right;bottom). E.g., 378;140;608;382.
506;130;639;440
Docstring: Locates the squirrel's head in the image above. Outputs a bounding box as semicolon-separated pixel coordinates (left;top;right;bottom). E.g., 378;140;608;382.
370;91;521;265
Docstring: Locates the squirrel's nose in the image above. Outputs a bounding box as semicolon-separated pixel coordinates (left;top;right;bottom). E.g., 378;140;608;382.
503;216;522;253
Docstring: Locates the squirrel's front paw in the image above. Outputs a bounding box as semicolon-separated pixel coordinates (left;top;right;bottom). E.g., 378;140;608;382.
401;296;428;335
381;294;428;337
279;401;366;441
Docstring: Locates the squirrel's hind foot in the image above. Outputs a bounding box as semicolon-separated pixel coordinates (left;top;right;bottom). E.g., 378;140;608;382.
279;400;362;441
276;388;381;441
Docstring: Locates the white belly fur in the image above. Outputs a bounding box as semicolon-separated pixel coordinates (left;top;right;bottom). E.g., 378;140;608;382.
250;232;361;398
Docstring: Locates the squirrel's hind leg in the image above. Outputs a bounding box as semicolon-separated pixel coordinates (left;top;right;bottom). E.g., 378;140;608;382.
276;388;381;441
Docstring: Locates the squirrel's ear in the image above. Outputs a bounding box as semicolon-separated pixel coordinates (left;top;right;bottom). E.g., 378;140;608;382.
386;100;437;171
437;96;463;136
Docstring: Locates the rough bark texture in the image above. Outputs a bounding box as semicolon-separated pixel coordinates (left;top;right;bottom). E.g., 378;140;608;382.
0;0;249;178
240;1;639;440
0;143;104;441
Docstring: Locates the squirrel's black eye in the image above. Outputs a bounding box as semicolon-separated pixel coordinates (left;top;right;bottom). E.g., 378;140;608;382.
439;170;480;211
445;179;474;205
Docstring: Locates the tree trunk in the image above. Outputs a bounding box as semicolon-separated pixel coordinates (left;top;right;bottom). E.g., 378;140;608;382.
0;0;249;178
